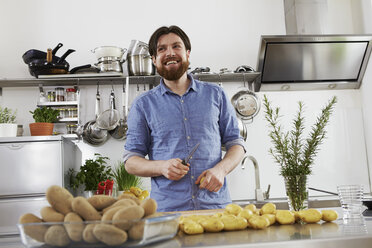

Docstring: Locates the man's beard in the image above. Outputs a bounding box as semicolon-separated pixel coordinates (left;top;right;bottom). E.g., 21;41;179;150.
156;58;190;81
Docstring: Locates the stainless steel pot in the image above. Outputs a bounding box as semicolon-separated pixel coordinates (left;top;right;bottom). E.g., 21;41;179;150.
127;54;155;76
231;89;260;122
96;59;123;73
127;40;149;56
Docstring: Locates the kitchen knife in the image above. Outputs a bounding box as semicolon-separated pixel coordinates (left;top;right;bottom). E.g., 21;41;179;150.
182;143;200;165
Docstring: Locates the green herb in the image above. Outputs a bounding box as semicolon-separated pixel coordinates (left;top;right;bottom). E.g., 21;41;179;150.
0;106;17;123
263;95;337;211
29;106;59;123
112;161;141;191
67;153;113;191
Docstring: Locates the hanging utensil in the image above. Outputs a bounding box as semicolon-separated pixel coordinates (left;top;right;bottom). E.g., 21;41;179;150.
96;88;120;131
110;84;128;140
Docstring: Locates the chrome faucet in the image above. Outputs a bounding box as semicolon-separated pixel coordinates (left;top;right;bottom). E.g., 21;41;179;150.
241;155;270;202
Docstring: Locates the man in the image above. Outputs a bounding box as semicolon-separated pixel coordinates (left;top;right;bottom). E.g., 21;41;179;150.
123;25;245;212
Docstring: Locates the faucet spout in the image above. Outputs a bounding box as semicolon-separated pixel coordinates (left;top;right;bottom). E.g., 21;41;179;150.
241;155;267;202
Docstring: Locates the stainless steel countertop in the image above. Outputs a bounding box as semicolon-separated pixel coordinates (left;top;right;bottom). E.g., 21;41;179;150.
2;209;372;248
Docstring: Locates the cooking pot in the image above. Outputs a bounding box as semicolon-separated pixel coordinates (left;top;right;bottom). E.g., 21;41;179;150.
127;40;149;56
91;46;126;61
231;89;260;122
127;54;155;76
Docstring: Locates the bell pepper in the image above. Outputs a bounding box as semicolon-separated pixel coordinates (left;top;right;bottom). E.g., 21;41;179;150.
96;181;106;195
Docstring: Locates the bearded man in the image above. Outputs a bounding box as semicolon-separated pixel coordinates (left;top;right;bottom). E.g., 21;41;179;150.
123;25;245;211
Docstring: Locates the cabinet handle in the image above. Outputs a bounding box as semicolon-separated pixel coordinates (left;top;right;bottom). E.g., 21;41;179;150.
7;144;24;150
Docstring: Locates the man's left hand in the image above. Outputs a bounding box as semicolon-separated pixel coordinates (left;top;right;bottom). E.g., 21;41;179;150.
195;167;225;192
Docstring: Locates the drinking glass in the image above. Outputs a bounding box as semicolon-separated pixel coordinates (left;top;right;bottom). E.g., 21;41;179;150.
337;184;364;220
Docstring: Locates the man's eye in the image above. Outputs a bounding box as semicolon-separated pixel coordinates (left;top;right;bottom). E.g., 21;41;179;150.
157;47;164;52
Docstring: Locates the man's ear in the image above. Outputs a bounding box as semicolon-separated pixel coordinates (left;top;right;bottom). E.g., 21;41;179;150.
151;55;156;65
186;50;190;59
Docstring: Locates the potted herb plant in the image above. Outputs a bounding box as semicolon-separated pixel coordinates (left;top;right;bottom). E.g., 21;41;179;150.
67;153;113;197
0;106;17;137
263;95;337;211
112;161;142;194
29;106;59;136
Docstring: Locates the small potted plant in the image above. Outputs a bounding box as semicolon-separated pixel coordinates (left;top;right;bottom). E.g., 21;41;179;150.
29;106;59;136
0;106;17;137
112;161;142;195
67;153;113;197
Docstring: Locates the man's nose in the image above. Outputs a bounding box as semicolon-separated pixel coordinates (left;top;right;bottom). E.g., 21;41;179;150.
165;46;176;56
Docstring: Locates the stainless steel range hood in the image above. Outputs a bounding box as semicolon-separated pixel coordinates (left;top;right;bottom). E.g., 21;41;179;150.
255;35;372;91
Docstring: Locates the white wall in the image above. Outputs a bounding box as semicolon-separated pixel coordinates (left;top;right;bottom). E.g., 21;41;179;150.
0;0;371;199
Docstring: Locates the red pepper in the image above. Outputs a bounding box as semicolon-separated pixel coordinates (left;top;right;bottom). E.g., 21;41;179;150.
96;181;106;195
106;179;114;190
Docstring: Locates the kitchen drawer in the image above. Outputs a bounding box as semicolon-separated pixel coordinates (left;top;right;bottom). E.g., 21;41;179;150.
0;141;62;196
0;196;48;236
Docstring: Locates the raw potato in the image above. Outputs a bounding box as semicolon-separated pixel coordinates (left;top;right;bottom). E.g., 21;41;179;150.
140;198;158;217
93;223;128;246
71;197;101;221
244;204;257;212
225;203;243;216
262;214;276;225
118;193;141;205
200;217;224;232
87;195;117;210
248;215;270;229
299;209;322;223
82;224;99;244
103;199;137;214
102;206;123;221
220;215;247;231
128;221;145;240
260;203;277;215
19;213;48;242
182;220;204;235
44;225;70;247
46;185;73;215
40;206;64;222
275;210;295;225
237;209;254;221
64;212;84;242
321;210;338;222
113;205;145;230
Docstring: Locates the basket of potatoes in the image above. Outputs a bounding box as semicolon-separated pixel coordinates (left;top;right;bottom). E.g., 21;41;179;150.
17;185;180;247
180;202;339;235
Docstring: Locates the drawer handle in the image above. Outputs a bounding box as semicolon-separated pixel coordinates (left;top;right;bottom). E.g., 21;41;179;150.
7;144;24;150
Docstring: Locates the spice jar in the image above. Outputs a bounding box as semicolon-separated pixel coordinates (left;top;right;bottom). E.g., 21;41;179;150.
66;88;77;101
58;108;66;119
47;91;55;102
55;87;65;102
66;124;77;134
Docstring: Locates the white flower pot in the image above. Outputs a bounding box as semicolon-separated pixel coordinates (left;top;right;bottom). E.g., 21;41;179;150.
0;123;17;137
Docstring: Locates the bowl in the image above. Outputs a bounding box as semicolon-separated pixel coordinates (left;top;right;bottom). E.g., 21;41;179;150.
17;213;180;248
363;200;372;210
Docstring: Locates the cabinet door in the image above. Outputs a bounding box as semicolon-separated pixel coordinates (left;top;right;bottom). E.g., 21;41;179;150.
0;141;62;196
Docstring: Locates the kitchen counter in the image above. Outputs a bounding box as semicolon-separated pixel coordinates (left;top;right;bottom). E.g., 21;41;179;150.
2;209;372;248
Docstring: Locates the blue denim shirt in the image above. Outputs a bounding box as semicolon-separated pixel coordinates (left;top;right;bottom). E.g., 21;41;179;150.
123;74;245;211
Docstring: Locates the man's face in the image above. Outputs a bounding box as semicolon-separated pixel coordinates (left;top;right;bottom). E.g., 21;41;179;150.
152;33;190;81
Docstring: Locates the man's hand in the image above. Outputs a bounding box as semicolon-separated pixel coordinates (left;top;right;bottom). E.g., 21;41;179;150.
161;158;190;180
195;167;225;192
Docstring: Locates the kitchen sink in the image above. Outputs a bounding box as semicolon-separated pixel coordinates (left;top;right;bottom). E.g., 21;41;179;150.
233;197;341;210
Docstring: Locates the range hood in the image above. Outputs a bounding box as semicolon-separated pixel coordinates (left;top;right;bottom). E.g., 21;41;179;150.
255;35;372;91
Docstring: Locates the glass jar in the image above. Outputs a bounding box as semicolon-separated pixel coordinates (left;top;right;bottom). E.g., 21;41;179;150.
66;124;77;134
59;108;66;119
55;87;65;102
66;88;76;101
47;91;55;102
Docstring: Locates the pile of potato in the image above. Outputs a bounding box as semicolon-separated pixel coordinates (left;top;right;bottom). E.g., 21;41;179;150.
180;202;338;235
122;186;149;201
19;185;158;247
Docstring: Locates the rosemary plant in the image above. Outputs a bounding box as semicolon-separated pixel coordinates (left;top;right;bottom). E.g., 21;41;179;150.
112;161;142;191
0;106;17;123
263;95;337;211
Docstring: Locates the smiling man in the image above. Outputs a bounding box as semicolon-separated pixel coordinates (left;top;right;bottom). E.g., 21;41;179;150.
123;25;245;212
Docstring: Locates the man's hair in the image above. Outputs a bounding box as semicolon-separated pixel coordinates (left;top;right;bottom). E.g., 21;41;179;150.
148;25;191;57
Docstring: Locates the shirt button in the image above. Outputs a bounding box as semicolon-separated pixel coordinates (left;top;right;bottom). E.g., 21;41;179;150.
181;100;184;103
191;176;194;179
187;136;190;140
192;195;195;199
184;117;187;121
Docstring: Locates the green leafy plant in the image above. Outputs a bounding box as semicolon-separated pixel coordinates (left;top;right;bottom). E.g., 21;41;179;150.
263;95;337;211
0;106;17;123
29;106;59;123
68;153;113;191
112;161;142;191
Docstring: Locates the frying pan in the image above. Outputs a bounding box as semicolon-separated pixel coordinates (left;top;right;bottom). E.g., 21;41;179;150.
22;43;63;64
109;84;128;139
28;49;75;77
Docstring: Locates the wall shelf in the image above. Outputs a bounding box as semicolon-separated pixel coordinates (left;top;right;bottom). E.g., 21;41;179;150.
0;72;260;88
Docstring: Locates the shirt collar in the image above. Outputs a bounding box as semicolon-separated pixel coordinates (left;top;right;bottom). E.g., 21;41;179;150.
159;73;199;95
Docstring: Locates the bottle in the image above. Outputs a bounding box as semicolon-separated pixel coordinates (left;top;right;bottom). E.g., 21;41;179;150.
55;87;65;101
66;88;76;101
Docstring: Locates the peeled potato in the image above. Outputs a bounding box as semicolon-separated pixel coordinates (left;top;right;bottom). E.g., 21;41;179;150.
299;209;322;223
225;203;243;216
262;213;276;225
260;203;277;215
321;210;338;222
221;215;247;231
275;210;295;225
200;217;224;232
182;220;204;235
244;204;257;212
248;215;270;229
237;209;254;220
